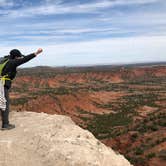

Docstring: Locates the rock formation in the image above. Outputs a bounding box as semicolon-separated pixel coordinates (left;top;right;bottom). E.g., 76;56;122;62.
0;111;132;166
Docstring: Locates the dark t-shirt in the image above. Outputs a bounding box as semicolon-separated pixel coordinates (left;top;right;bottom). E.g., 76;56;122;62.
2;53;36;89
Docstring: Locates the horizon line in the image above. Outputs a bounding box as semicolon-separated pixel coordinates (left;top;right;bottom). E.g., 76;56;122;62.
19;61;166;69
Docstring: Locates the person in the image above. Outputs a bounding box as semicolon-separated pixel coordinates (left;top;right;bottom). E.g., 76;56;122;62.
1;48;43;130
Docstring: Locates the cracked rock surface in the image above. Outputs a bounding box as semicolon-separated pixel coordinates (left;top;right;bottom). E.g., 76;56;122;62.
0;111;132;166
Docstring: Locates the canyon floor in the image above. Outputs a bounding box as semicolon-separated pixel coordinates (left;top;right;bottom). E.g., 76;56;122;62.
10;64;166;166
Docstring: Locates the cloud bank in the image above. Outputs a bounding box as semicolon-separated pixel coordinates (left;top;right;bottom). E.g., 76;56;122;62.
0;0;165;66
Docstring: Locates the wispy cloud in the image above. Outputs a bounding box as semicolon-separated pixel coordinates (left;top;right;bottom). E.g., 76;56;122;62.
0;0;166;66
0;0;14;8
0;0;161;18
1;35;166;67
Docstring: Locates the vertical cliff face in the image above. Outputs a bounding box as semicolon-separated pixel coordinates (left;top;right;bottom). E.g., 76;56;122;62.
0;111;132;166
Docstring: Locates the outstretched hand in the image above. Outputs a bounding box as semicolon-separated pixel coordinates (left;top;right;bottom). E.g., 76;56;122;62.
35;48;43;56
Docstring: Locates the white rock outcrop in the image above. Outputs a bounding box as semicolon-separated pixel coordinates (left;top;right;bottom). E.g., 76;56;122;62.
0;111;132;166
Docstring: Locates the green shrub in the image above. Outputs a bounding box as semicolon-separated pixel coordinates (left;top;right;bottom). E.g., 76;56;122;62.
129;156;146;165
146;153;156;159
138;126;148;133
135;147;144;155
87;111;132;139
150;125;158;131
131;133;138;141
11;98;28;105
158;120;166;127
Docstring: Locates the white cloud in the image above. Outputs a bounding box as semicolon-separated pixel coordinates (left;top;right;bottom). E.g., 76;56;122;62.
77;0;159;10
3;0;161;18
0;0;14;7
0;0;165;67
0;35;166;67
2;9;165;44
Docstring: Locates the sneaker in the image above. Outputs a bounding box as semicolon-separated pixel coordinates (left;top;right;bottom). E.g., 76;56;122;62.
1;124;15;130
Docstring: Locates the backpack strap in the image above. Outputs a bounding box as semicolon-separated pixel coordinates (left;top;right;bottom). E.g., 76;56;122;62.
0;59;9;75
0;75;11;85
0;59;11;85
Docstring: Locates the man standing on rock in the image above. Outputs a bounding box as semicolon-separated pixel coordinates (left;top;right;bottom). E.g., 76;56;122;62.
0;48;43;130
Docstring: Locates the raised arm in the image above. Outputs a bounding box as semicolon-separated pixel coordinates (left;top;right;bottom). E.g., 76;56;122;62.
13;48;43;67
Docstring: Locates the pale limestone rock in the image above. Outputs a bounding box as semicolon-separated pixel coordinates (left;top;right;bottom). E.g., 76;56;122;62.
0;111;132;166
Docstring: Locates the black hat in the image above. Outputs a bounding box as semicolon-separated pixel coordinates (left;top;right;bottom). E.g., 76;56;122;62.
9;49;24;59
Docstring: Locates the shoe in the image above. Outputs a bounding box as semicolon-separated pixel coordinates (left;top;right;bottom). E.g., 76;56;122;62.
1;124;15;130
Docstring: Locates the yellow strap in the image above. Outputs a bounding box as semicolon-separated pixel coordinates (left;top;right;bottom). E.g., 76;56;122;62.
0;75;11;85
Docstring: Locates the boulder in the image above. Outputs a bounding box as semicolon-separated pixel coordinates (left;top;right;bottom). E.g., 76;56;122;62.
0;111;132;166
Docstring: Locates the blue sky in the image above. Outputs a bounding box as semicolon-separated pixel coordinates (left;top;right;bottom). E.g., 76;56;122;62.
0;0;166;67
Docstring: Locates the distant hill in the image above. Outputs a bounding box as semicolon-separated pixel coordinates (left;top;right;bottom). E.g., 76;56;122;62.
18;62;166;75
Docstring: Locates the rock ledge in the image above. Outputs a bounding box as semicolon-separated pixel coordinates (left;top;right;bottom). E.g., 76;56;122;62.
0;111;132;166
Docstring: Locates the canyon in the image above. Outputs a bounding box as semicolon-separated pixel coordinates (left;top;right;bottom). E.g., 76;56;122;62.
10;63;166;166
